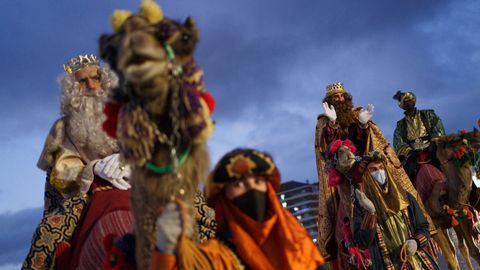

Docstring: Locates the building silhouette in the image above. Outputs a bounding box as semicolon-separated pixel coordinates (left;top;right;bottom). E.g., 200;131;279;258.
278;180;319;243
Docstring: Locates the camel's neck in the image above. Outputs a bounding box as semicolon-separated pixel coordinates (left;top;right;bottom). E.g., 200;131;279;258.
442;162;473;207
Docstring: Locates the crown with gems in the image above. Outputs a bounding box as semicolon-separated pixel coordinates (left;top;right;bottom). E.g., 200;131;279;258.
63;54;100;75
325;82;347;97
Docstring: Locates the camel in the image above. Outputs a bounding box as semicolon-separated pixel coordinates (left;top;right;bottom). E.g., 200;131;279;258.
98;1;215;268
325;140;373;270
423;129;480;270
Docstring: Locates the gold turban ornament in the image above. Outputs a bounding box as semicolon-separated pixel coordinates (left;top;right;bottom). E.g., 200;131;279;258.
393;91;416;109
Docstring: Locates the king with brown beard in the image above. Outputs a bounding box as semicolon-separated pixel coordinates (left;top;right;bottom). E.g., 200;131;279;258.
23;54;131;270
314;82;373;269
314;82;437;270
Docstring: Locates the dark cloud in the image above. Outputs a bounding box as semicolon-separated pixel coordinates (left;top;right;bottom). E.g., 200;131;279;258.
2;0;478;176
194;1;451;120
0;1;477;160
1;1;479;262
0;207;42;266
0;0;452;123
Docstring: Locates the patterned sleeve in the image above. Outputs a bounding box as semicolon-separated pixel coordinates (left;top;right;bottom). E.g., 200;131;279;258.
194;190;216;242
352;201;377;249
407;193;430;248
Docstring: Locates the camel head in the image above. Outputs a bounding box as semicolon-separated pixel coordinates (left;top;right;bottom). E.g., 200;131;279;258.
434;130;480;165
99;8;200;115
433;130;480;208
433;134;460;163
329;140;357;174
99;0;214;167
100;15;198;81
465;129;480;151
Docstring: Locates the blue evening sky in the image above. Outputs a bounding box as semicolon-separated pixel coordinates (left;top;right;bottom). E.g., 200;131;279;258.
0;0;479;267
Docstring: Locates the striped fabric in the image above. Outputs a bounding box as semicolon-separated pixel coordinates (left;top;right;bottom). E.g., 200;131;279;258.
401;210;437;269
416;249;436;270
77;210;133;270
414;233;428;247
361;212;376;230
375;223;395;270
375;209;436;270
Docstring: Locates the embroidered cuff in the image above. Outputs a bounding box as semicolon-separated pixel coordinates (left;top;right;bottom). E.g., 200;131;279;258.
413;233;428;247
361;212;376;230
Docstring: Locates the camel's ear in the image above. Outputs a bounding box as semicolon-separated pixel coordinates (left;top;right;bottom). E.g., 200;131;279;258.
184;16;197;31
432;137;445;149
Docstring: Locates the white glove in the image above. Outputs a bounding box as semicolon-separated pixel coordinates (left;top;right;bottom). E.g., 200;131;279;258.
355;189;376;214
405;239;418;256
156;203;193;254
358;104;374;124
94;153;132;190
323;102;337;122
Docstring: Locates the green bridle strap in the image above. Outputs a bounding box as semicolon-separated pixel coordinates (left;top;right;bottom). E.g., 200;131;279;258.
163;43;183;76
146;146;191;174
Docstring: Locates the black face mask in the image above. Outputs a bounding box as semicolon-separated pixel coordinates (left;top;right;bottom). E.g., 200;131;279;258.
232;189;268;222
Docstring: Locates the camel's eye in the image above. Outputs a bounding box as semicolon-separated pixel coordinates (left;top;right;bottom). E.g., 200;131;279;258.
182;33;190;42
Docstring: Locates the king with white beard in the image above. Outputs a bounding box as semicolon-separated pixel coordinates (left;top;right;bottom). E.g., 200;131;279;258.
23;54;131;270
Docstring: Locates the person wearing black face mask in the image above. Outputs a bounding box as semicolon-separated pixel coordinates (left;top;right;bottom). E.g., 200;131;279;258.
227;175;268;222
150;148;325;270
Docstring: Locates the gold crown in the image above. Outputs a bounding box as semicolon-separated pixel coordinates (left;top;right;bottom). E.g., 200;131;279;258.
325;82;347;97
63;54;100;75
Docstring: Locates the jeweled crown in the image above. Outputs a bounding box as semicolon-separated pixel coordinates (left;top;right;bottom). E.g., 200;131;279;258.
63;54;100;75
325;82;347;97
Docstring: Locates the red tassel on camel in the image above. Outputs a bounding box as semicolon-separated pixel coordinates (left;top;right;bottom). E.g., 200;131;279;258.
465;206;473;219
451;217;460;227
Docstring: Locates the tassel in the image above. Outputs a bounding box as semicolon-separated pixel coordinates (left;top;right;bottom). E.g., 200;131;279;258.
451;217;460;227
176;199;213;270
139;0;164;24
349;246;364;266
111;10;132;32
103;234;117;254
200;92;216;114
328;169;341;187
465;206;473;219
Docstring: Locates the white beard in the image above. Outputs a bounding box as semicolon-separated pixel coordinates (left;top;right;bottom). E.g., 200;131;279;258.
61;84;119;157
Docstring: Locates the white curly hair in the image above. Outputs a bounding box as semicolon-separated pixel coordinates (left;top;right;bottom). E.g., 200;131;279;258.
58;65;119;157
